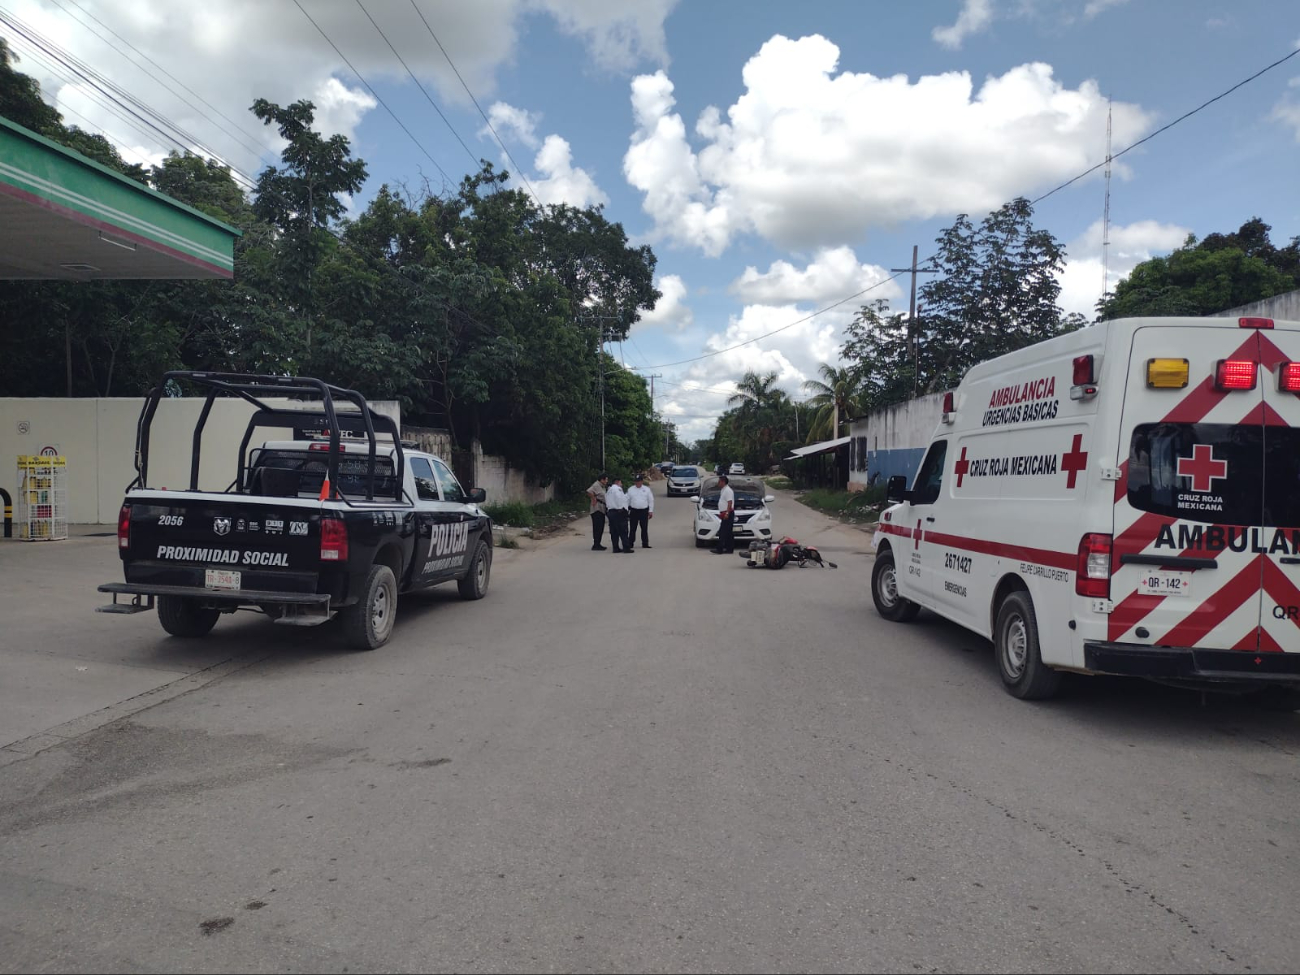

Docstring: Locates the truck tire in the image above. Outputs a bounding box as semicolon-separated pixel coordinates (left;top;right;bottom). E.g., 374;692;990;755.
342;564;397;651
871;549;919;622
157;596;220;638
457;538;491;600
995;590;1062;700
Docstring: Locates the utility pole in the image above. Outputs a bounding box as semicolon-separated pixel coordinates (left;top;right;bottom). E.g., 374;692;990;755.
890;245;939;398
580;314;622;471
1102;97;1113;303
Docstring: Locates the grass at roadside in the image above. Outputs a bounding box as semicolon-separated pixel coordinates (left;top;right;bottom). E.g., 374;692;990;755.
763;475;793;490
793;485;887;525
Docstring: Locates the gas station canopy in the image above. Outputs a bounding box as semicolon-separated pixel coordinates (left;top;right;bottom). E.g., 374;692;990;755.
0;115;238;280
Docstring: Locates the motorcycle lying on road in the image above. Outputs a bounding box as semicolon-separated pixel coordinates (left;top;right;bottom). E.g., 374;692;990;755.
740;536;837;569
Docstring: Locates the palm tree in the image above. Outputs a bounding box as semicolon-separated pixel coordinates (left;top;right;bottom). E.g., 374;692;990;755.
802;363;863;443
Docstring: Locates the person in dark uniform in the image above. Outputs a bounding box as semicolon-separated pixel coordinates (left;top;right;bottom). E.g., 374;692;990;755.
711;474;735;554
605;475;633;554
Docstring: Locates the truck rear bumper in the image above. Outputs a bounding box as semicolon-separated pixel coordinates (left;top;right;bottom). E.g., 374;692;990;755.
98;582;330;607
1084;641;1300;683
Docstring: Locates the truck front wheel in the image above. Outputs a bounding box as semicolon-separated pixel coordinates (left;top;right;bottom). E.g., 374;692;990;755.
457;539;491;600
157;596;220;638
342;564;397;651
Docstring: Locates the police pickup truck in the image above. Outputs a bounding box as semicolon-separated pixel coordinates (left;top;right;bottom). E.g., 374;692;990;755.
98;372;493;650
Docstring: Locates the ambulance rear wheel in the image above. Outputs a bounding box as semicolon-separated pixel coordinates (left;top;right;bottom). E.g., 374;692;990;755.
995;590;1062;700
872;550;919;622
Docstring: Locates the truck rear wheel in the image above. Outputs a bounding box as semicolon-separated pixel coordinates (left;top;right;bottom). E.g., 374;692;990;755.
457;539;491;600
871;549;919;622
995;590;1062;700
157;596;220;638
342;564;397;651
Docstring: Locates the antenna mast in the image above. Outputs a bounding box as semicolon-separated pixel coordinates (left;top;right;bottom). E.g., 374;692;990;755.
1101;98;1113;303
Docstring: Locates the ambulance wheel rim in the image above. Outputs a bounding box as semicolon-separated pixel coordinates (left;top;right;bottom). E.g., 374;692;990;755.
878;564;899;608
1003;614;1028;679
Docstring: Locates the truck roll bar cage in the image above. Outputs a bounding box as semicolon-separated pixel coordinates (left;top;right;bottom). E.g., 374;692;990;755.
129;371;404;503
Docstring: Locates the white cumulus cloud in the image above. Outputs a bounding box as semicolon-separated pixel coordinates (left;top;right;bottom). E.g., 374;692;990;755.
731;247;899;306
528;135;608;208
635;274;693;331
932;0;994;50
624;36;1153;257
1057;218;1191;319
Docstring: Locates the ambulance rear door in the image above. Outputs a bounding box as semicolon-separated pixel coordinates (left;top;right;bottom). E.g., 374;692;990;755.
1258;322;1300;654
1109;323;1266;651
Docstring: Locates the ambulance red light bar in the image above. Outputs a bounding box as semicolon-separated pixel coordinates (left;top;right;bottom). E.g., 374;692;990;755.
1281;362;1300;393
1076;533;1111;598
1070;354;1098;400
1238;317;1274;329
1215;359;1257;391
941;391;956;424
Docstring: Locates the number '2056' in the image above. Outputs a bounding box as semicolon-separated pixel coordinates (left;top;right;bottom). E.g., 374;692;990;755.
159;514;184;526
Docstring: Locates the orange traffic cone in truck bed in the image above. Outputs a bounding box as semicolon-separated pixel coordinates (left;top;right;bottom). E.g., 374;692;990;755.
319;476;331;501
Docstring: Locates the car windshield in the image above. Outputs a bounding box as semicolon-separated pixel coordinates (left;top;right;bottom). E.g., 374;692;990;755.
672;467;698;478
700;477;765;509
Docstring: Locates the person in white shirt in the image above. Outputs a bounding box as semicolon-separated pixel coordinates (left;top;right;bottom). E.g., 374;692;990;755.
627;473;655;549
604;475;633;554
711;475;736;554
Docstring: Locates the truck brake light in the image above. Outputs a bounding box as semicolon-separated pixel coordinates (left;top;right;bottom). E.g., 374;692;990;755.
1280;362;1300;393
1076;533;1111;598
117;504;130;550
1215;359;1257;391
320;517;348;562
1238;317;1274;329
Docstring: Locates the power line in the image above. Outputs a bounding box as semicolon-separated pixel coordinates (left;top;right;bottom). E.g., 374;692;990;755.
353;0;480;171
52;0;274;160
291;0;456;189
407;0;542;208
640;44;1300;372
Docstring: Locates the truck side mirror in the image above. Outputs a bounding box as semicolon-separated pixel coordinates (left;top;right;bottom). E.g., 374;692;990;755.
886;475;910;504
468;487;487;504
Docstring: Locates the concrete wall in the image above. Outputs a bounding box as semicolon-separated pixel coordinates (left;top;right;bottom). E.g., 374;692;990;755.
847;392;944;491
470;441;554;506
1218;288;1300;322
0;397;399;524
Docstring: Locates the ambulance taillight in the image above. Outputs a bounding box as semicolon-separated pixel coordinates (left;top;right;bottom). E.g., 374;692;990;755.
1280;362;1300;393
1076;533;1112;598
941;391;955;424
1070;354;1098;400
1214;360;1257;391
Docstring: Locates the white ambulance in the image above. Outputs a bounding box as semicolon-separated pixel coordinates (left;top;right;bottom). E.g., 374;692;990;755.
871;316;1300;704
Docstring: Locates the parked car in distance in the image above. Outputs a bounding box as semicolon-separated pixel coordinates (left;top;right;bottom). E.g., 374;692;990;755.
656;461;675;475
691;476;775;547
729;462;746;475
666;465;704;497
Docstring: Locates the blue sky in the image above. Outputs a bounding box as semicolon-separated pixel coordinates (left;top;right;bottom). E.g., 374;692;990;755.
7;0;1300;442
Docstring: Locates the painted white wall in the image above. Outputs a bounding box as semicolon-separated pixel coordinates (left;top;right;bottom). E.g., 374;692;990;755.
0;397;399;524
848;392;945;490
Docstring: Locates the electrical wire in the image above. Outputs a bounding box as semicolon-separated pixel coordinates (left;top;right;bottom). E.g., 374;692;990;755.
407;0;542;208
291;0;455;189
353;0;480;171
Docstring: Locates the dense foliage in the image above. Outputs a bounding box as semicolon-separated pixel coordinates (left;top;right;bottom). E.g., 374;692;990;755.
0;43;666;490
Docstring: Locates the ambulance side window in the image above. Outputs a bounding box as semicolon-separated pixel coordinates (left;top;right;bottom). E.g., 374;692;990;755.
912;441;948;505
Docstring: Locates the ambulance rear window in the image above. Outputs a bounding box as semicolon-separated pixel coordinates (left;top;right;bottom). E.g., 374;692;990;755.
1127;423;1263;525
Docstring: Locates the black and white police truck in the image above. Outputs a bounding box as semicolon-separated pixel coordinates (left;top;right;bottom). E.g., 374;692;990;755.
99;372;493;650
872;316;1300;705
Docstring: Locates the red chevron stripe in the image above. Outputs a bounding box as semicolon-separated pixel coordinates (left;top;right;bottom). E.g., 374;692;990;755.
1259;628;1285;652
1154;556;1263;649
1232;627;1261;651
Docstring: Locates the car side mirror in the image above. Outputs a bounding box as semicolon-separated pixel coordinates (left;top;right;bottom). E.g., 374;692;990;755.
764;495;776;503
886;475;910;504
468;487;487;504
690;495;701;503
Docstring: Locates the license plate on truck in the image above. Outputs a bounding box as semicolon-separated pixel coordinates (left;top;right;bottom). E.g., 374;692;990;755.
1138;570;1190;597
205;569;241;590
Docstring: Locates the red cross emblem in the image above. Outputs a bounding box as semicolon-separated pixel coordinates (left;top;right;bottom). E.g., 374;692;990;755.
954;447;970;487
1177;444;1228;493
915;520;923;551
1061;434;1088;489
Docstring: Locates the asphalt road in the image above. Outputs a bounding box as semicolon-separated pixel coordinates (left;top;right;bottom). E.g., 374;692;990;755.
2;482;1298;974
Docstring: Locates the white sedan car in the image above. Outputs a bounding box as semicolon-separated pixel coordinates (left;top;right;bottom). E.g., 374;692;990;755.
691;476;775;548
728;462;745;475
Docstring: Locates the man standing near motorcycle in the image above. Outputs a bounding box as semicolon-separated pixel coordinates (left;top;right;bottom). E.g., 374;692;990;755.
711;474;735;554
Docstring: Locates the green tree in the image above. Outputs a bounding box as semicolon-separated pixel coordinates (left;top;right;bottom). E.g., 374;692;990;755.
802;363;863;442
1099;218;1300;320
843;199;1083;409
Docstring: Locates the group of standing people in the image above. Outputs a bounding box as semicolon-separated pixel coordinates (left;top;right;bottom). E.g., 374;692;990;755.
587;472;655;553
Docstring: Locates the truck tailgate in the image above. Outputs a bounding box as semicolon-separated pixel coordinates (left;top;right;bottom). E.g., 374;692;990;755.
121;494;322;594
